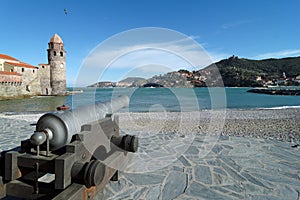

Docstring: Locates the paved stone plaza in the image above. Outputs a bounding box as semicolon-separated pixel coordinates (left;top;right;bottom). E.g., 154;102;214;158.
95;132;300;200
0;116;299;199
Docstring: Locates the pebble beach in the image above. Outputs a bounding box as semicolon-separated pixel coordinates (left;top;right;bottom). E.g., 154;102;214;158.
0;108;300;199
118;108;300;142
0;108;299;152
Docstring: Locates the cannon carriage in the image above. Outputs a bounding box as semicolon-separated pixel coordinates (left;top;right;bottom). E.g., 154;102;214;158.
0;95;138;199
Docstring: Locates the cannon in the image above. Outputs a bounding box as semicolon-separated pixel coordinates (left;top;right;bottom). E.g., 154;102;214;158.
0;95;138;199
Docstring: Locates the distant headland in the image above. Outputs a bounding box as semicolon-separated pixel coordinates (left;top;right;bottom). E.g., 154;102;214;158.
89;55;300;88
0;34;67;100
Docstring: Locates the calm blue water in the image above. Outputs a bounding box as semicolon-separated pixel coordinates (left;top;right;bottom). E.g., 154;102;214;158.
0;87;299;113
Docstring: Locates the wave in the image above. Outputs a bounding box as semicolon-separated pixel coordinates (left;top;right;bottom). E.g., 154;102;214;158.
259;105;300;110
0;112;44;122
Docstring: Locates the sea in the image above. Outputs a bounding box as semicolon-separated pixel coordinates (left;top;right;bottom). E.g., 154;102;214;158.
0;87;299;113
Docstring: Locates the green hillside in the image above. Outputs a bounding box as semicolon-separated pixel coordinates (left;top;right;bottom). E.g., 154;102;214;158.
201;56;300;87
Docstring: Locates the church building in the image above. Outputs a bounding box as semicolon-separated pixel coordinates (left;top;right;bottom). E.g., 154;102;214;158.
0;34;67;100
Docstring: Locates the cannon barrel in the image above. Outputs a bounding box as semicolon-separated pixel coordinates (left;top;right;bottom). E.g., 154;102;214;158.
35;95;129;150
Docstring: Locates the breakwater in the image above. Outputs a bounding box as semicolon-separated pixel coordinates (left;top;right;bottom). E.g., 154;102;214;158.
247;88;300;95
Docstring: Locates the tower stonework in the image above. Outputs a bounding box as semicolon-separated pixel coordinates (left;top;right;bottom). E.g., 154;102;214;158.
47;34;66;95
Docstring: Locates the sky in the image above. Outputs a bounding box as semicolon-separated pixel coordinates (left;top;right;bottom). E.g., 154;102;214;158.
1;0;300;86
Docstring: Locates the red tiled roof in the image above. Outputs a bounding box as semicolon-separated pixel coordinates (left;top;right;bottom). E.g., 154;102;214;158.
0;71;22;76
0;54;19;61
5;61;37;69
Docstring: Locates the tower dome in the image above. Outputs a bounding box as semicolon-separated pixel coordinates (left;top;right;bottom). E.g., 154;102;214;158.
50;34;63;43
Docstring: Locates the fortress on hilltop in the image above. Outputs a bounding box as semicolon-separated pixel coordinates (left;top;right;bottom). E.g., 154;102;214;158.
0;34;67;100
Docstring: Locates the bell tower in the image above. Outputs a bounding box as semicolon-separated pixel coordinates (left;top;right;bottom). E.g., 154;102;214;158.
47;33;66;95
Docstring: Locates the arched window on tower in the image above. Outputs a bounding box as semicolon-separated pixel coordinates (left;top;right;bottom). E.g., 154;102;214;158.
60;52;64;57
54;51;57;56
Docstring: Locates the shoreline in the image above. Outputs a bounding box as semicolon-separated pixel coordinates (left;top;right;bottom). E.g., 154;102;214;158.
0;105;300;114
0;108;298;150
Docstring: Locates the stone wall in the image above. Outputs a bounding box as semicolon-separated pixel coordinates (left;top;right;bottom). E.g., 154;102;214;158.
0;67;42;100
15;67;41;96
0;84;23;100
38;64;51;95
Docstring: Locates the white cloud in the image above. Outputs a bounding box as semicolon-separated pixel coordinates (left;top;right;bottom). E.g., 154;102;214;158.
74;28;228;86
121;64;173;79
255;49;300;59
83;39;225;70
222;20;251;29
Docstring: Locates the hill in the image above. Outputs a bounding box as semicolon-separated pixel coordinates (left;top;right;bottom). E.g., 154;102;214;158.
117;77;146;87
87;77;146;87
198;55;300;87
118;77;145;83
88;56;300;88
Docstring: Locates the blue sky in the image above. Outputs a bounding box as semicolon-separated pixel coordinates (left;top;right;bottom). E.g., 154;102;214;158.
1;0;300;86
